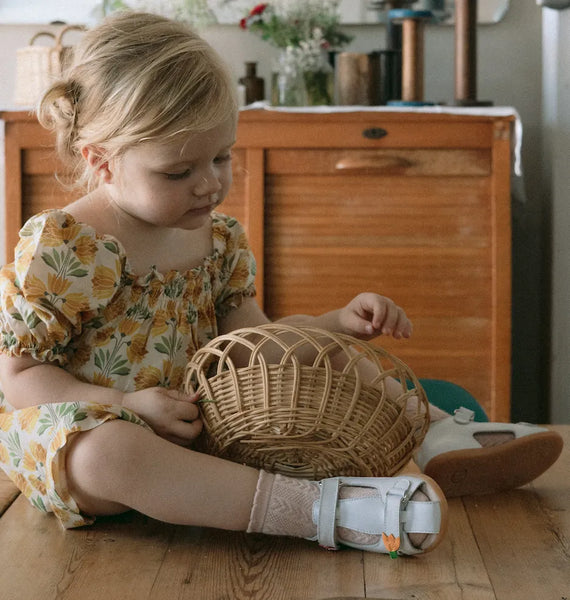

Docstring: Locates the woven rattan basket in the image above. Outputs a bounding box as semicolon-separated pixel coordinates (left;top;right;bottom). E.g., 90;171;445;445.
13;25;85;106
185;324;429;479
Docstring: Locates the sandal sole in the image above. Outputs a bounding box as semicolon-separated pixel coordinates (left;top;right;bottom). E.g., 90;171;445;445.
423;430;564;498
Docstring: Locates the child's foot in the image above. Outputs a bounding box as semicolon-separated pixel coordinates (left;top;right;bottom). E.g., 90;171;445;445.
248;472;447;557
415;407;564;497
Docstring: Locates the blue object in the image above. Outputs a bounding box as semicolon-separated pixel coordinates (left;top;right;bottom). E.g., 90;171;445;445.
419;379;489;422
387;100;436;107
388;9;434;21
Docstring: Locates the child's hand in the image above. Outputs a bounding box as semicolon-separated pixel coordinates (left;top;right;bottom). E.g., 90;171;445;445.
121;387;203;447
339;292;412;340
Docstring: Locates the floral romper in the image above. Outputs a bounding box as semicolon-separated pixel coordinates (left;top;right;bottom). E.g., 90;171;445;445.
0;209;256;528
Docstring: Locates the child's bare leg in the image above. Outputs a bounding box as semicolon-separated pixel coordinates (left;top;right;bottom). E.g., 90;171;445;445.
66;419;259;529
65;419;445;553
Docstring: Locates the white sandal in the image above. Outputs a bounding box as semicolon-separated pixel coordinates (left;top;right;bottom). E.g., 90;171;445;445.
308;475;447;556
415;407;564;497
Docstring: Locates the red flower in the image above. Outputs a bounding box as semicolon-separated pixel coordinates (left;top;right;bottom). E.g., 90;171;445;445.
250;3;268;16
239;17;248;29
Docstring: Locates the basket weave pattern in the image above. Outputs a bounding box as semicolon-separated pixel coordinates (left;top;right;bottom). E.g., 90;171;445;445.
185;324;429;479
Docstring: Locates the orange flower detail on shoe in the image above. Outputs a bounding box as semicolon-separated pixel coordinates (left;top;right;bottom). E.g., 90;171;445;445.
382;533;400;559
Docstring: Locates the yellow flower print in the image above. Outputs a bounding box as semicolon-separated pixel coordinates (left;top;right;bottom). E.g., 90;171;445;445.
29;474;46;495
228;255;251;288
47;273;72;296
49;428;67;455
126;333;148;364
22;451;37;473
40;216;83;247
94;327;114;347
17;407;40;433
74;236;98;264
31;441;47;465
12;472;33;498
21;274;47;301
118;318;140;337
147;279;163;308
151;309;169;337
102;296;127;322
134;365;162;390
212;224;226;245
92;265;118;300
170;366;185;390
92;373;115;388
68;342;92;369
237;231;249;250
60;293;90;321
0;443;9;464
0;413;14;432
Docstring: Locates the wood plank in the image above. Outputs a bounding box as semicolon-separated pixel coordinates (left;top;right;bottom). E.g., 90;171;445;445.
0;495;365;600
363;497;497;600
151;528;365;599
462;426;570;600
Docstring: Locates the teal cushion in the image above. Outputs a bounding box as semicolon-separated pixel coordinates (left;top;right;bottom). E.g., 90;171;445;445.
418;379;489;422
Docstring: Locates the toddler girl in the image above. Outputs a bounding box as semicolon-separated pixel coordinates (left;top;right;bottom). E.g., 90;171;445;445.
0;11;561;556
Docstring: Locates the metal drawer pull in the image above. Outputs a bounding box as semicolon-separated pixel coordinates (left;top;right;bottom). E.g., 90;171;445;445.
335;154;413;172
362;127;388;139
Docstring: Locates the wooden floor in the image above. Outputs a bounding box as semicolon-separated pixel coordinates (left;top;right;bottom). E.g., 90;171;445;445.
0;426;568;600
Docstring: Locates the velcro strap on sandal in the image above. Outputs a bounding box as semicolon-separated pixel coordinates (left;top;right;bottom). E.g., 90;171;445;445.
384;479;410;537
317;478;341;549
402;501;442;534
454;406;475;424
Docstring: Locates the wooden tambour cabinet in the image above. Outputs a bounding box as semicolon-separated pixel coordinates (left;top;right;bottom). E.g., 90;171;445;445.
1;109;513;420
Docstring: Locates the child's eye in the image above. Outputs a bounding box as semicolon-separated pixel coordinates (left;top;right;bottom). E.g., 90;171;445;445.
214;153;232;164
164;169;191;181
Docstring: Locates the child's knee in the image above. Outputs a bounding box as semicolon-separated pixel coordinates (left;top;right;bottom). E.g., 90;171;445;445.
65;420;142;512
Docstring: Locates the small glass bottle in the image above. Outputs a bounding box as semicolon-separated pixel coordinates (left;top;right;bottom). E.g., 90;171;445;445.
238;62;265;105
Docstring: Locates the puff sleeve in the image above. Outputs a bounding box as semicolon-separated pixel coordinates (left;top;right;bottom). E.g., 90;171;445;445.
212;214;257;317
0;211;124;365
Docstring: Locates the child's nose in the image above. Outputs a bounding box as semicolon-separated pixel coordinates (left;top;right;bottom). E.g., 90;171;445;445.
194;170;222;196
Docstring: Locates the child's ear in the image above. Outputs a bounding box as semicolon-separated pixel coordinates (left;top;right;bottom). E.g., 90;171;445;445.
81;145;113;184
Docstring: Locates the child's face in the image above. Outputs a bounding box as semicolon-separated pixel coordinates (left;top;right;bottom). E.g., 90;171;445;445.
107;118;236;230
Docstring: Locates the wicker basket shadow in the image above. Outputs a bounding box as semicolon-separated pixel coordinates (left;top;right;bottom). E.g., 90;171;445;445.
184;324;429;479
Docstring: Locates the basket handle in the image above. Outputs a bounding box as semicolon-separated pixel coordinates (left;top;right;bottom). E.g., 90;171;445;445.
55;25;86;48
28;31;56;46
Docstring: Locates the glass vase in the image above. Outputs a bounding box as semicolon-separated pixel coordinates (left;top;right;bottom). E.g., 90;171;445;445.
271;50;307;107
303;68;334;106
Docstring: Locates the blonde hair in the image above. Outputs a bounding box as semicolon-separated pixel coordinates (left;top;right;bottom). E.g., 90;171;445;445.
38;11;238;189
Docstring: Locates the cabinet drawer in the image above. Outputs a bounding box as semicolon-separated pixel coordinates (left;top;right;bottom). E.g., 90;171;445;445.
266;149;491;176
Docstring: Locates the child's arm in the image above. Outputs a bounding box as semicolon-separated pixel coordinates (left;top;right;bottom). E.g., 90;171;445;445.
0;354;202;447
218;292;412;341
216;292;412;367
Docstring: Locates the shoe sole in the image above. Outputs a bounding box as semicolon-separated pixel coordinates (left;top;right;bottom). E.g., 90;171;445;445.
423;430;564;498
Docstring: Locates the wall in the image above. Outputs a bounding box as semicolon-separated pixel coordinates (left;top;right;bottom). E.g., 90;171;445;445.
543;7;570;424
0;2;558;421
